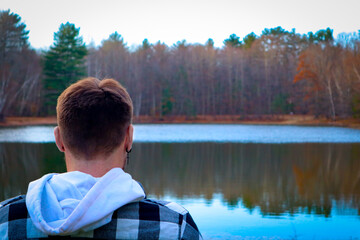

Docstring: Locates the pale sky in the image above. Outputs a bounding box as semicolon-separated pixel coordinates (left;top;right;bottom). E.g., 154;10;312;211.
1;0;359;49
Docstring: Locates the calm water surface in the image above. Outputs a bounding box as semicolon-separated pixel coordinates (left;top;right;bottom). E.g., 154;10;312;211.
1;124;360;239
1;124;360;143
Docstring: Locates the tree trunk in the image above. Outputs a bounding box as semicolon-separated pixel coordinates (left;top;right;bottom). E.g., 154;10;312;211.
326;78;336;120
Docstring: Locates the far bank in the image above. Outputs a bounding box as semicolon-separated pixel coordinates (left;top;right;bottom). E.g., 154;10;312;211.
1;115;360;129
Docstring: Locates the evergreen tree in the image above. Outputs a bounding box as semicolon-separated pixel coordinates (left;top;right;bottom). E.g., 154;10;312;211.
141;38;151;50
308;28;334;44
0;10;33;120
206;38;214;48
0;10;29;63
224;34;242;48
43;22;87;114
243;32;257;49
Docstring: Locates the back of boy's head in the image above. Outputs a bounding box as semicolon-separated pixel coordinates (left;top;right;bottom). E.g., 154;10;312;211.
56;77;133;159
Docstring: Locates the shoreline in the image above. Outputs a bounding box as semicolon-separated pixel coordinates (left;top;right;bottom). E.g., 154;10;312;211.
1;115;360;129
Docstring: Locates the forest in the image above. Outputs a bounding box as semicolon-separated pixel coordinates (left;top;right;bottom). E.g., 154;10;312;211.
1;9;360;121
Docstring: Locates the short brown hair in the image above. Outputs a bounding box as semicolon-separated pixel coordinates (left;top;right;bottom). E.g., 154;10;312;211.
57;77;133;158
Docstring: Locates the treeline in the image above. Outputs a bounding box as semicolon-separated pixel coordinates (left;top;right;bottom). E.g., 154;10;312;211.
1;9;360;120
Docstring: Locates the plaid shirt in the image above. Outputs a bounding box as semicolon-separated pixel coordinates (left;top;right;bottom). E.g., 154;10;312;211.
0;195;202;240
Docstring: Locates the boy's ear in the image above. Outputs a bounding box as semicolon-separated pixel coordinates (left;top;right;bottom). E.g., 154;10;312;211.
125;124;133;152
54;126;65;152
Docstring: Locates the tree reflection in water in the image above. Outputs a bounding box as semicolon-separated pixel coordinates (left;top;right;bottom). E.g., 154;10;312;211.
0;143;65;200
1;142;360;217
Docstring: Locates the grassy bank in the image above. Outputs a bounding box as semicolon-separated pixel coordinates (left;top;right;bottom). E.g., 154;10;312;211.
1;115;360;129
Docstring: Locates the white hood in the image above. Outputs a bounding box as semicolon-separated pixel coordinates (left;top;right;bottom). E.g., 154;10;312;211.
25;168;145;235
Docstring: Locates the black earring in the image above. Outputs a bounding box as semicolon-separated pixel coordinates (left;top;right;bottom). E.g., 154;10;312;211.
126;148;132;165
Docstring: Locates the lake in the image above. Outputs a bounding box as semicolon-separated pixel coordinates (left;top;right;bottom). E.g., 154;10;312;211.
1;124;360;239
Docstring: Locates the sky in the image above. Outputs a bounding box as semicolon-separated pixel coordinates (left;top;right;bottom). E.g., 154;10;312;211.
1;0;359;49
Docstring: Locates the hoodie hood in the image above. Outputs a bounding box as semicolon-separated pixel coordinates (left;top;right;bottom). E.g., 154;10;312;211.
26;168;145;235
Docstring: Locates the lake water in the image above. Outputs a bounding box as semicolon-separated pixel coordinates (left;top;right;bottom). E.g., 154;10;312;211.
1;124;360;239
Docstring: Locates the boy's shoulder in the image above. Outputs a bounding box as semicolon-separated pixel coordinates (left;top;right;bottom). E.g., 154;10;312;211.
0;196;202;239
0;195;29;239
109;198;201;239
0;195;26;208
0;194;27;221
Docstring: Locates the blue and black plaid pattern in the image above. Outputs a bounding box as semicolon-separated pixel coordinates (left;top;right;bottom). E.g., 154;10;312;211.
0;195;202;240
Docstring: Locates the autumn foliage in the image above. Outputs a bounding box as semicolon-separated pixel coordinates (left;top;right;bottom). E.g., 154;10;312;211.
294;33;360;118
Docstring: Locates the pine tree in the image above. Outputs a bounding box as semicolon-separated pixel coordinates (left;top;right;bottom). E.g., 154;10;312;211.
43;22;87;114
0;10;29;63
0;10;32;120
243;32;257;49
224;34;242;48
